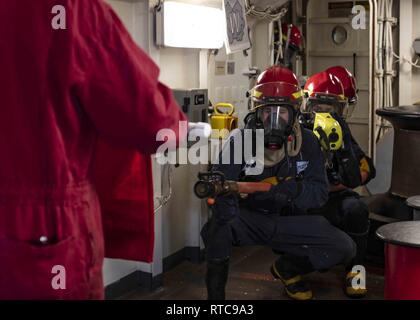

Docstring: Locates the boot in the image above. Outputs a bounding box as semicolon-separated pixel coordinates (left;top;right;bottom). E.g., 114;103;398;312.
270;255;313;300
206;258;229;300
345;269;367;298
345;231;369;298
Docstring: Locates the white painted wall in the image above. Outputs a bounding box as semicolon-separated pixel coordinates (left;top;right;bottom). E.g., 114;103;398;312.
251;20;273;75
107;0;135;34
412;0;420;104
158;48;200;89
306;0;372;153
104;0;154;287
208;46;252;127
398;0;420;105
103;0;206;286
398;0;413;105
148;6;204;260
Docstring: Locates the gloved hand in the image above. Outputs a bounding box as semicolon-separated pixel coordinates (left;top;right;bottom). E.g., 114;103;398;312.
329;115;362;188
330;114;352;150
270;179;302;199
336;152;362;188
252;190;289;210
251;179;301;211
327;166;342;185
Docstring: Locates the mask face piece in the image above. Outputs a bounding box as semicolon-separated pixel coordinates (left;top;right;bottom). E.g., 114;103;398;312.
256;105;293;150
306;99;346;118
311;103;336;113
343;102;355;119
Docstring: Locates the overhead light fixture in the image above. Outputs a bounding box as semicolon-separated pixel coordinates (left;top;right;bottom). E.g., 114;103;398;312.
155;1;225;49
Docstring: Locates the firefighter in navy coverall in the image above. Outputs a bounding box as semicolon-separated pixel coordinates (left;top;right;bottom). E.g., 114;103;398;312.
201;66;356;300
302;68;376;298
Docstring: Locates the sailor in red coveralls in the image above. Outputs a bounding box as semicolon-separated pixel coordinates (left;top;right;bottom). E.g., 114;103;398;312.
0;0;191;299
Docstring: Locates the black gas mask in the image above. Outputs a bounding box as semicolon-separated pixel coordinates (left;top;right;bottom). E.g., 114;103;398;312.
255;105;294;150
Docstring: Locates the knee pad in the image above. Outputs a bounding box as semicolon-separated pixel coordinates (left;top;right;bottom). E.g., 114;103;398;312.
330;229;357;266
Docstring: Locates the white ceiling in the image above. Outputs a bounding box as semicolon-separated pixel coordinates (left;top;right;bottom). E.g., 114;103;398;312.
250;0;290;10
146;0;290;10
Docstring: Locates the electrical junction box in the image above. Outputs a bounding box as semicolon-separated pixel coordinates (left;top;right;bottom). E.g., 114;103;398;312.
173;89;209;123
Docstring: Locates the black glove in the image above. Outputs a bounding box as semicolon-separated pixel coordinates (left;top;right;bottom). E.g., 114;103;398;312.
251;191;289;209
334;138;362;189
338;153;362;188
327;166;342;186
271;179;302;199
250;180;301;212
326;114;362;188
331;114;352;150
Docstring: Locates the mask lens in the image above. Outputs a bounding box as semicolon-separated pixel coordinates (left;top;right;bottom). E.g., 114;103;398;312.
314;104;335;113
259;106;291;132
258;105;294;149
308;101;343;115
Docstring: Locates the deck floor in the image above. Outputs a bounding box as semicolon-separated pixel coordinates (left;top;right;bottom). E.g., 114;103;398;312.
120;246;385;300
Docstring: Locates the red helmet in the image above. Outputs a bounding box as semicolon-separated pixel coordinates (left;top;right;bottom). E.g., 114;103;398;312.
256;64;299;87
304;71;347;115
251;65;303;110
282;24;303;51
326;66;358;104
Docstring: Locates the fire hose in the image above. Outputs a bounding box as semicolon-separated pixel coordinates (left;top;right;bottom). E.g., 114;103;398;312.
194;171;272;206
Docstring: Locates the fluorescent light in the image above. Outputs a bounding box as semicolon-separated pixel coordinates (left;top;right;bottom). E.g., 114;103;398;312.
156;1;225;49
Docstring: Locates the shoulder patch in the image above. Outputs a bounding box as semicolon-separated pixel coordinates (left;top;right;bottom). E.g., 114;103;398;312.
296;161;309;174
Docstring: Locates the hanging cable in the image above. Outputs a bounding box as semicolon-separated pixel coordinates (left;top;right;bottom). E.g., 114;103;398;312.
393;52;420;69
154;162;173;214
274;18;284;65
383;0;395;109
375;0;385;142
245;0;288;22
375;0;398;143
243;1;288;67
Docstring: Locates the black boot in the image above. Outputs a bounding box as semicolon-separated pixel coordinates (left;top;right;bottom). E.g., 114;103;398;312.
347;230;369;267
270;255;314;300
345;231;369;298
206;258;229;300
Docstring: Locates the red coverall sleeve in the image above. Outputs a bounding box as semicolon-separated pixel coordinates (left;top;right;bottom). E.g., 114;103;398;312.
74;1;187;154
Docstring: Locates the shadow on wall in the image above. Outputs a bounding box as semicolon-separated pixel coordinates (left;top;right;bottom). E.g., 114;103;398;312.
366;129;393;195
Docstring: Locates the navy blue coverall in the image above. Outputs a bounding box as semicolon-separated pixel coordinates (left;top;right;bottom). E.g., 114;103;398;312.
308;119;375;267
201;127;356;272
